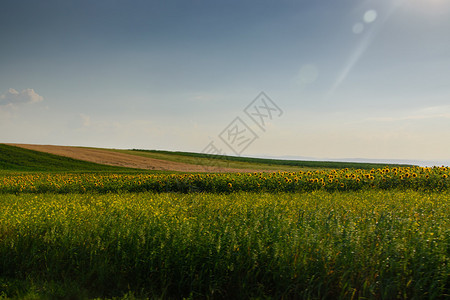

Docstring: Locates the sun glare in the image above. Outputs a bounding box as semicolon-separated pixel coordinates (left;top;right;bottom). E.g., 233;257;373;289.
408;0;450;13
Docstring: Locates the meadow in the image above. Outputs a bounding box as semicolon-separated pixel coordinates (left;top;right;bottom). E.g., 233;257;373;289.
0;145;449;299
0;190;448;299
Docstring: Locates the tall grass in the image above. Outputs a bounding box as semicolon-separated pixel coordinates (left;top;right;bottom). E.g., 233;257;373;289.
1;191;448;299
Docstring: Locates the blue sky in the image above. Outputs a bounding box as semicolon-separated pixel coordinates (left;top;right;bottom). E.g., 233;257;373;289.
1;0;449;165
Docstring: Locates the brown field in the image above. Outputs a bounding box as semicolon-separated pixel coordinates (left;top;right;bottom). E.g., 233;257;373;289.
8;143;259;172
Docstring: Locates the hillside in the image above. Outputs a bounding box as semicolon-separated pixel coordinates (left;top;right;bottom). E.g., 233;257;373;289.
0;144;136;172
127;149;413;170
4;144;254;173
3;143;413;173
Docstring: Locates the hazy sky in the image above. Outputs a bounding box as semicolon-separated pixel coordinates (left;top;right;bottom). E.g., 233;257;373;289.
1;0;449;165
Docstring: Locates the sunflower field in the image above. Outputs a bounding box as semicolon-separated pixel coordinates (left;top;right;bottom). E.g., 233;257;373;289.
0;166;449;299
1;166;449;194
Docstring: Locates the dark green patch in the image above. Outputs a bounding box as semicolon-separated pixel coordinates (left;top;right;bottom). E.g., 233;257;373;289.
0;144;138;172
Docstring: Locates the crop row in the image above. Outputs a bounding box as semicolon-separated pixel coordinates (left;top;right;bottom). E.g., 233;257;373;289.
1;166;449;194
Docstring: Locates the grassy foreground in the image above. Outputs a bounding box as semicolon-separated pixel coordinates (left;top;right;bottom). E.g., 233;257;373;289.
0;191;448;299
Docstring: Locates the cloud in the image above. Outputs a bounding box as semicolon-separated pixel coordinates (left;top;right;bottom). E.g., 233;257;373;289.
366;105;450;122
368;114;450;122
0;88;44;106
80;113;91;127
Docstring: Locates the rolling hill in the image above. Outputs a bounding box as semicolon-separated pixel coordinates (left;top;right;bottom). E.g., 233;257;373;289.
1;143;414;172
0;144;138;172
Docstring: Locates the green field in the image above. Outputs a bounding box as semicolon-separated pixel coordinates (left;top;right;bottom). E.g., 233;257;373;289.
0;191;448;299
0;144;138;173
1;144;408;174
0;145;449;299
119;149;413;171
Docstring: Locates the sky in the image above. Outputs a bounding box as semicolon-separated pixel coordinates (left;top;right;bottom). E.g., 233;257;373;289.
1;0;450;166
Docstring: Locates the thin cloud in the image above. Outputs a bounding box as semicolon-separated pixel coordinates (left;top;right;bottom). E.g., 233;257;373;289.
0;88;44;106
367;106;450;122
80;113;91;127
368;114;450;122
